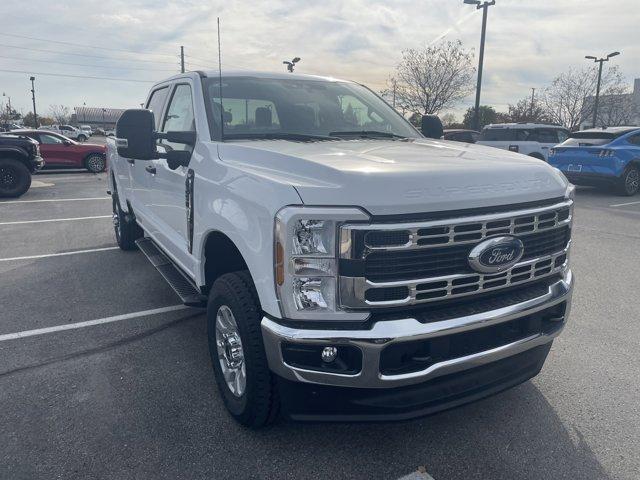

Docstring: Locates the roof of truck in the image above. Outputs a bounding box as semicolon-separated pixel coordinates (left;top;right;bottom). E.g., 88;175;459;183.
158;70;352;85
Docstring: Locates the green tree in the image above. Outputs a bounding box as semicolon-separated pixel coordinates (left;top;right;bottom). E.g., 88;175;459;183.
22;112;54;128
463;106;498;129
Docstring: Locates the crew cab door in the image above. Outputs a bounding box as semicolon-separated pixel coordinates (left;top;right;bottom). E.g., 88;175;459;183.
146;82;196;269
125;85;171;223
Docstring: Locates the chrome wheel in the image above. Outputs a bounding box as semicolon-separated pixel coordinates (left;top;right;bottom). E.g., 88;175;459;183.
86;155;105;173
625;168;639;194
215;305;246;397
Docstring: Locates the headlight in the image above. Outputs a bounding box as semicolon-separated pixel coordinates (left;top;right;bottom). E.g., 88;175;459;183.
565;183;576;200
275;206;369;321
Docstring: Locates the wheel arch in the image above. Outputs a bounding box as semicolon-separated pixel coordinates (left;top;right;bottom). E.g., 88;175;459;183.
201;230;250;294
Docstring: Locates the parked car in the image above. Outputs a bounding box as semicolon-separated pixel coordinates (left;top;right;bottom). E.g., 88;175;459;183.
14;129;107;173
0;132;44;197
38;124;89;142
442;129;480;143
108;70;574;427
105;129;116;137
0;123;23;132
549;126;640;196
79;125;93;136
477;123;570;161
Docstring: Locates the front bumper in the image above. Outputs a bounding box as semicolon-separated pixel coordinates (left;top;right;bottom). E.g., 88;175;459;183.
32;155;45;171
261;270;573;389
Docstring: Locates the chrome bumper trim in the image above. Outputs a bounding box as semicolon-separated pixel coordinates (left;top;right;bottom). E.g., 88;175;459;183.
261;270;573;389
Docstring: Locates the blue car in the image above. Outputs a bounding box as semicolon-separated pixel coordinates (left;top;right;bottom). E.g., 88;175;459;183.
548;126;640;196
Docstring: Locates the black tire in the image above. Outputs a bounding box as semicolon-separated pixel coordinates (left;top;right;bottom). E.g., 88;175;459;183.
617;165;639;196
77;134;87;142
528;152;546;161
112;192;142;250
207;271;279;428
0;158;31;198
85;154;106;173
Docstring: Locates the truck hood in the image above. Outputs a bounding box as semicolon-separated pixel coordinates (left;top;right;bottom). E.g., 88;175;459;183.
218;139;568;216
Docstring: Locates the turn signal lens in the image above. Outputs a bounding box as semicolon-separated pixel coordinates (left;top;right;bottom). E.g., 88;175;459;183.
275;241;285;286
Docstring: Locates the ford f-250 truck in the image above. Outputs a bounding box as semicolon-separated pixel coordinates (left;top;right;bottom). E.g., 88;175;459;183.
107;71;574;427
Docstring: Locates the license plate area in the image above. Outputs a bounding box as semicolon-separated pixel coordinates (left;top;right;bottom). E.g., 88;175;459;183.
567;164;582;172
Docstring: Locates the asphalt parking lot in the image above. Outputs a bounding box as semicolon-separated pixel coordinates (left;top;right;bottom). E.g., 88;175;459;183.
1;171;639;480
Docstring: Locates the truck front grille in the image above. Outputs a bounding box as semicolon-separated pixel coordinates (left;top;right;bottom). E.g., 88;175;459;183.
339;199;573;309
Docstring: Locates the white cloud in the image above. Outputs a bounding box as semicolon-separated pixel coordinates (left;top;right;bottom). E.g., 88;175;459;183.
1;0;638;118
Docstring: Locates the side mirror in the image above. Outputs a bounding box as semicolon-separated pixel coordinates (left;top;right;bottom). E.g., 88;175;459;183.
63;140;72;146
116;109;157;160
421;115;444;139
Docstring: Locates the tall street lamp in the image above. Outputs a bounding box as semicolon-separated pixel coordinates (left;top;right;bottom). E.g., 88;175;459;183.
585;51;620;128
464;0;495;131
102;108;107;131
30;76;38;128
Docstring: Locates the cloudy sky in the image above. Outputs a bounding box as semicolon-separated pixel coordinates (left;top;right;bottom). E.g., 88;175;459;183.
1;0;638;121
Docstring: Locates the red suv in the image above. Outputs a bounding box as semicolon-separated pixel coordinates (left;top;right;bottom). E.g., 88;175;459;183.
14;130;107;173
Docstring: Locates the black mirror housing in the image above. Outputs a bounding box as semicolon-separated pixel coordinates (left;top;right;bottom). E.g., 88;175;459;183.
116;109;157;160
421;115;444;139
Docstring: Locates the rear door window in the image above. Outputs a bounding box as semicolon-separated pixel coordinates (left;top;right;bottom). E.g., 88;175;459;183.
536;129;559;144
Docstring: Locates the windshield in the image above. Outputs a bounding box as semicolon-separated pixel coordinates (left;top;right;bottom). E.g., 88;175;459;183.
203;76;420;141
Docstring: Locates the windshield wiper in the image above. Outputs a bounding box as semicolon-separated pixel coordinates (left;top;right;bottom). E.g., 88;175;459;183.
223;132;337;142
328;130;407;139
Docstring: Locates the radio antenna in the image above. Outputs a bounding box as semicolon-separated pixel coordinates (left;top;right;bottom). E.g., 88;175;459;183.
217;17;224;141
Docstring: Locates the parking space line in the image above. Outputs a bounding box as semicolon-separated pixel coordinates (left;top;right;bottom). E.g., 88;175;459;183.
0;246;119;262
0;197;110;205
0;305;191;342
609;200;640;208
0;215;111;226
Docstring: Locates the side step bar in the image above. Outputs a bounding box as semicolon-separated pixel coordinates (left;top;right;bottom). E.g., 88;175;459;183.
136;238;207;308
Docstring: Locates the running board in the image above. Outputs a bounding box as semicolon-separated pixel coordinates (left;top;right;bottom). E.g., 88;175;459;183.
136;238;207;308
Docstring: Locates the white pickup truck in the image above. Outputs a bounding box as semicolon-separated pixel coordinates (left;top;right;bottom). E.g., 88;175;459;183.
107;70;574;427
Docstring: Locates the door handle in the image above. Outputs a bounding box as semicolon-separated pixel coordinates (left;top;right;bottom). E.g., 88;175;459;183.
145;165;156;174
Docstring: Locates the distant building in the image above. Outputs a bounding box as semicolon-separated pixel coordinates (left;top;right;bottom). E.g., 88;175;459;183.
71;107;126;129
580;78;640;129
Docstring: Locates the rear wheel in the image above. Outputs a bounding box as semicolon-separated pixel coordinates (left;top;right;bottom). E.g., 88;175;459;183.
112;192;142;250
77;134;87;142
617;165;639;196
85;154;106;173
0;158;31;198
207;271;279;428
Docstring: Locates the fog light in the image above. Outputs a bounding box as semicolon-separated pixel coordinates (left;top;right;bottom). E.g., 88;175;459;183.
321;346;338;363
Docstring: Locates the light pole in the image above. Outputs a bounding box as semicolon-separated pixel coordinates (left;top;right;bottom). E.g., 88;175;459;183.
102;108;106;131
464;0;495;131
283;57;301;73
30;76;38;128
585;51;620;128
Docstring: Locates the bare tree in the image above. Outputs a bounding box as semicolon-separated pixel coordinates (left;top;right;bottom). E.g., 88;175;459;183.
388;40;475;115
594;91;634;126
507;97;550;124
539;65;627;130
49;105;71;125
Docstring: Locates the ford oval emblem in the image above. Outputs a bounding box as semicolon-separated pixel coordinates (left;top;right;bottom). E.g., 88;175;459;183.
468;236;524;274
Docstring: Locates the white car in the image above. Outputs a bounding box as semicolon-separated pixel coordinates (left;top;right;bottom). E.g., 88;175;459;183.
79;125;93;136
107;70;575;427
38;124;89;142
477;123;570;161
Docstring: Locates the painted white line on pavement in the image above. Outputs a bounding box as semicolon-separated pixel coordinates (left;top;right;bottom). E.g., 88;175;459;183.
0;215;111;225
0;305;190;342
0;246;118;262
609;200;640;208
0;197;109;205
30;181;55;188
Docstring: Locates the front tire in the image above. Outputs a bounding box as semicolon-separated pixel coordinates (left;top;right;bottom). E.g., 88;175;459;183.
207;271;279;428
85;154;106;173
112;192;142;250
77;134;87;142
0;158;31;198
617;165;639;196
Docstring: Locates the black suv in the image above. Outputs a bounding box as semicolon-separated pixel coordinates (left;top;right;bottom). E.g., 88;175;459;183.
0;133;44;198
